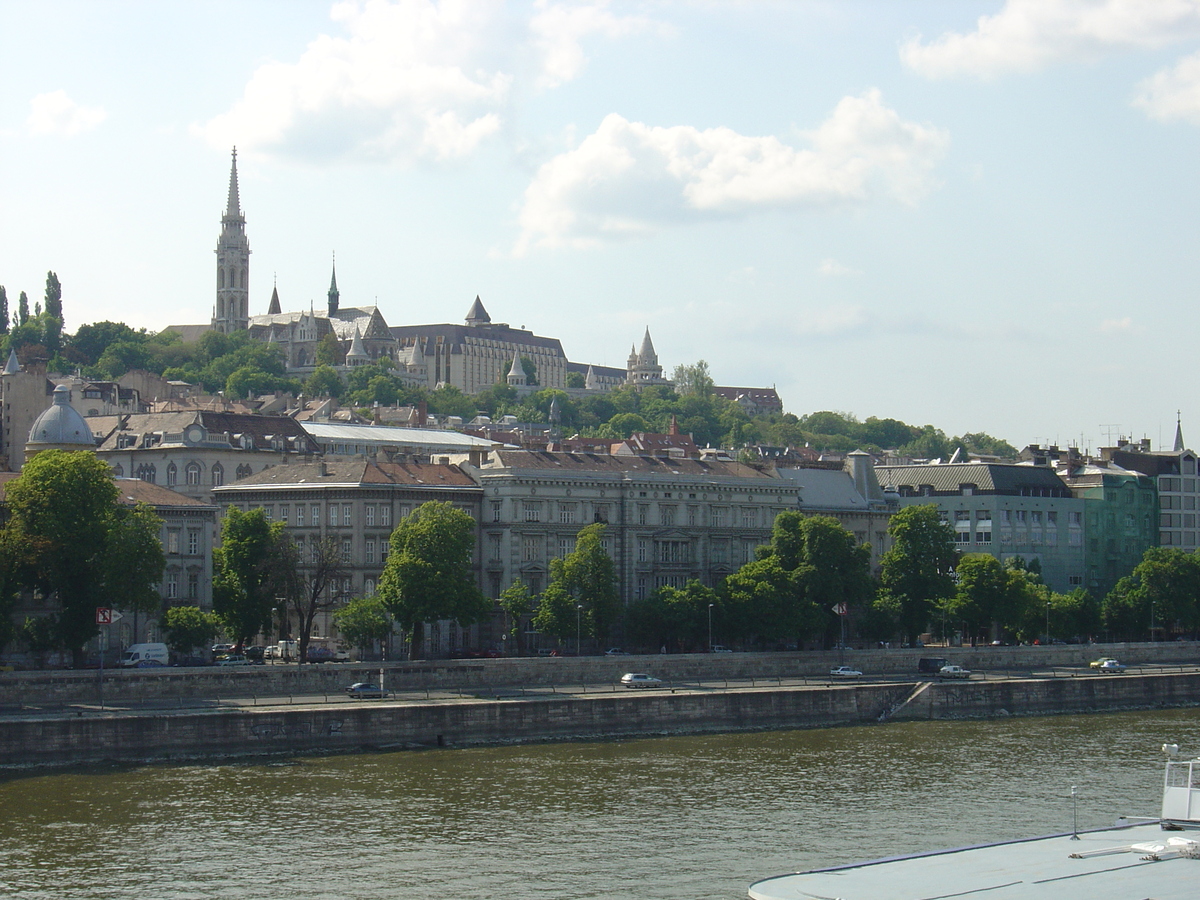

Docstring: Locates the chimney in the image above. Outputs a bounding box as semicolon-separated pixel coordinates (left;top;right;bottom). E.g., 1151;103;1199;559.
373;401;381;425
417;400;428;427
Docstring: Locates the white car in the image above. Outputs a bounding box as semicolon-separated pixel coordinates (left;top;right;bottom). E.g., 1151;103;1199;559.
620;673;663;689
829;666;863;678
1097;659;1127;673
938;665;972;679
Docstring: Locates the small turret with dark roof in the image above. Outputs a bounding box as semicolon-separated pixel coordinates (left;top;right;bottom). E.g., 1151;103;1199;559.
466;296;491;326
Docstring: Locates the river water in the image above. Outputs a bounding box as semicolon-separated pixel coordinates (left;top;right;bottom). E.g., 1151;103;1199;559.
2;709;1198;900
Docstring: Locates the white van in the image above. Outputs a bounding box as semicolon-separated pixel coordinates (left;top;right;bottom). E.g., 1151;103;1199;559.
120;642;170;668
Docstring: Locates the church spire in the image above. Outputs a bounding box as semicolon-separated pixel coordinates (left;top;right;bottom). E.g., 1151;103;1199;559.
267;276;281;315
327;254;340;315
1175;410;1185;453
212;146;250;334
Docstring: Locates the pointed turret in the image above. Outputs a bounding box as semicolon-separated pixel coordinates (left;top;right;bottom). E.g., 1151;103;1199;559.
585;365;598;390
346;325;368;365
1175;411;1185;452
327;256;340;316
639;328;657;363
506;351;526;387
466;295;491;326
226;146;241;217
267;282;281;315
2;349;19;376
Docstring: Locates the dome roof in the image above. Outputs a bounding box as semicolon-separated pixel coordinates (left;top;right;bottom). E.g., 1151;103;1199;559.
28;385;94;447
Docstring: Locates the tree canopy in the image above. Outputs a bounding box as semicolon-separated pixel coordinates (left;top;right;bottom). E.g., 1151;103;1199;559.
875;504;957;643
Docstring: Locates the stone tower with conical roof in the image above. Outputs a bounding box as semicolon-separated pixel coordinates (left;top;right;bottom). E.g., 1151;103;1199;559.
212;148;250;333
625;328;669;387
506;351;527;387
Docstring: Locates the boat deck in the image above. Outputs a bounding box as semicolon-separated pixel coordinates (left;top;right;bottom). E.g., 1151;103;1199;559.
749;820;1199;900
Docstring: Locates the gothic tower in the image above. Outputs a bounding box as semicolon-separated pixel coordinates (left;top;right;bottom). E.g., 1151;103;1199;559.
327;256;340;316
213;147;250;333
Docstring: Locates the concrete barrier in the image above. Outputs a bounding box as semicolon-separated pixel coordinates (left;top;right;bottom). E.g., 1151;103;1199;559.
2;671;1198;769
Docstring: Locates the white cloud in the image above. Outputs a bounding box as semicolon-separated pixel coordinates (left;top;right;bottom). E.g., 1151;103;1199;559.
195;0;512;162
818;258;857;277
513;91;947;254
901;0;1200;80
1134;49;1200;123
26;90;106;137
1099;316;1135;333
530;0;667;89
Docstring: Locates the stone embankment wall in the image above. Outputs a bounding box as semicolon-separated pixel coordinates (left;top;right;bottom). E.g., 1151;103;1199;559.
3;672;1199;769
2;642;1195;706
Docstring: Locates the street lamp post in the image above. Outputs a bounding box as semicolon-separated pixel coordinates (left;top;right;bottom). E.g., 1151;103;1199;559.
1045;600;1051;646
1151;601;1156;643
708;603;714;652
576;604;583;657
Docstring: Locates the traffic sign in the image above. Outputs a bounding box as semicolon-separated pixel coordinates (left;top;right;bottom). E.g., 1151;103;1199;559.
832;603;848;617
95;607;112;625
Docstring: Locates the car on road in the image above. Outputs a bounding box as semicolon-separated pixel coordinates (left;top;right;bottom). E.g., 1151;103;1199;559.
604;648;630;656
710;645;733;653
829;666;863;678
938;665;972;679
1090;657;1119;669
346;682;390;699
215;655;250;666
620;673;663;689
1097;659;1127;673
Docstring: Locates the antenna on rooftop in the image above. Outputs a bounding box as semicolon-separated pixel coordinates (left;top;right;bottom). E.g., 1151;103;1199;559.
1099;424;1121;445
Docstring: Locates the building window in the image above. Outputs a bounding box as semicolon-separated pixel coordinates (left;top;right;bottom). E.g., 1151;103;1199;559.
638;538;649;562
279;505;289;525
491;500;502;522
311;504;320;526
365;539;376;565
559;503;577;525
263;505;273;521
295;504;306;527
185;463;201;486
340;503;350;527
636;577;647;600
637;504;649;526
187;572;199;600
211;464;223;487
342;539;352;562
167;530;180;554
975;529;991;545
166;463;177;486
329;505;338;527
187;531;199;555
381;505;391;527
658;540;689;563
660;506;676;527
558;536;573;558
488;533;501;560
522;535;540;562
688;506;699;526
1069;511;1082;526
381;539;389;559
712;541;727;564
741;507;757;528
955;510;970;522
594;504;610;523
166;572;179;599
712;507;726;527
955;530;971;544
311;540;320;563
365;505;375;527
523;501;541;523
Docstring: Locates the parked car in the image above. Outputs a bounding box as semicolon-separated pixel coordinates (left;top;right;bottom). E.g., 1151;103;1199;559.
346;682;389;699
243;645;266;662
211;643;235;656
829;666;863;678
1097;659;1127;673
938;665;972;679
604;648;630;656
1090;657;1119;669
710;645;733;653
620;673;663;689
215;655;250;666
307;646;335;663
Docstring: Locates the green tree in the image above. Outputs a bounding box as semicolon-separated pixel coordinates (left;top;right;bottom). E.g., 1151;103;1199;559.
876;504;957;644
17;291;29;327
531;581;577;646
3;450;162;663
536;523;618;645
274;533;350;664
212;508;281;647
498;580;534;655
377;501;490;659
520;356;538;385
625;579;717;652
316;333;341;366
565;371;586;389
101;503;166;619
333;594;393;658
671;360;714;398
303;365;345;399
43;271;62;321
0;286;8;335
163;605;221;655
1101;547;1200;639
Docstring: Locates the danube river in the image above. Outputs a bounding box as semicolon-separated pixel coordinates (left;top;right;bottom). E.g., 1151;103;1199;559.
2;708;1198;900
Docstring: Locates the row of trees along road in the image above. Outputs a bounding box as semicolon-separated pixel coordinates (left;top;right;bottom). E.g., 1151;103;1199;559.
205;499;1200;660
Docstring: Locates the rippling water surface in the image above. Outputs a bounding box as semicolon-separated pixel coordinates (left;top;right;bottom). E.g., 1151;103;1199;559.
2;709;1198;899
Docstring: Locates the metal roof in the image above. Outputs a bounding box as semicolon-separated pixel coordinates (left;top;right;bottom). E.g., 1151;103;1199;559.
300;422;497;451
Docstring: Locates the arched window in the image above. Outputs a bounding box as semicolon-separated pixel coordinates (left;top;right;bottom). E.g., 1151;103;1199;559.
112;464;124;477
218;269;225;289
166;463;177;486
241;269;247;289
236;464;252;479
185;462;201;486
211;463;224;487
136;463;156;483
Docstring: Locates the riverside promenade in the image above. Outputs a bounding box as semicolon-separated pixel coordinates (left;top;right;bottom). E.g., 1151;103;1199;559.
1;644;1197;769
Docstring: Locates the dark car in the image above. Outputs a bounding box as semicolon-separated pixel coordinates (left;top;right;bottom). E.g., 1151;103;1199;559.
243;645;266;662
918;657;949;674
346;682;389;700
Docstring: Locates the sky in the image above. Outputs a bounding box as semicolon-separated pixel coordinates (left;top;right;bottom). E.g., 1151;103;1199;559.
3;0;1200;453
